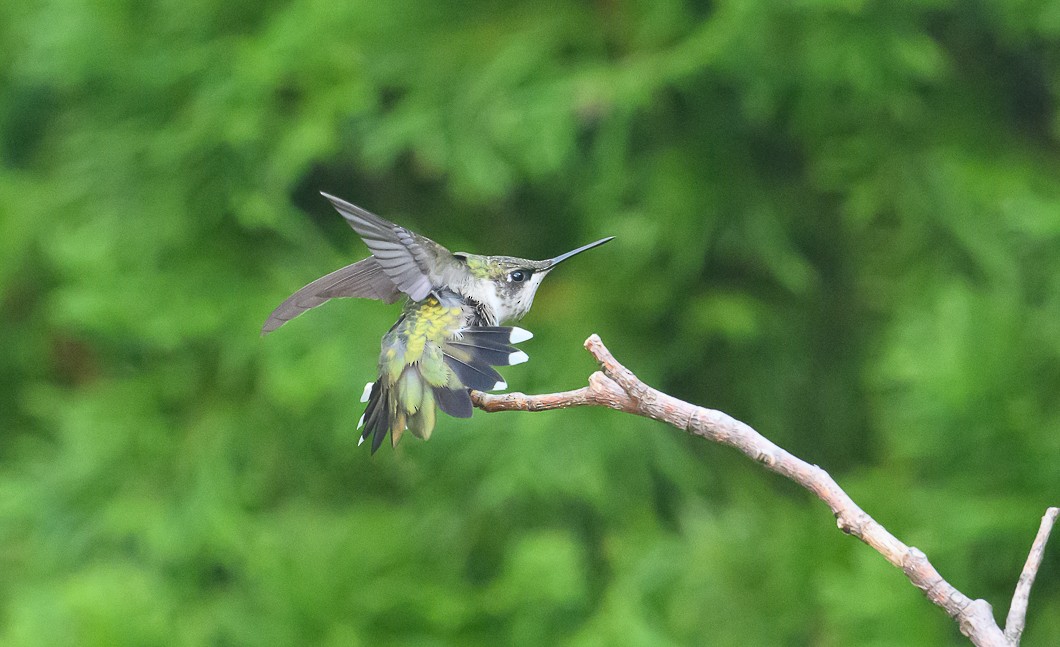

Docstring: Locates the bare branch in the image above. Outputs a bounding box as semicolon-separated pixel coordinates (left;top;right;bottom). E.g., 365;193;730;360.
1004;507;1060;644
472;334;1057;647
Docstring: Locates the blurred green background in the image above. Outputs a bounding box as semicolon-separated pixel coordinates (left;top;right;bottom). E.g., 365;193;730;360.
2;0;1059;645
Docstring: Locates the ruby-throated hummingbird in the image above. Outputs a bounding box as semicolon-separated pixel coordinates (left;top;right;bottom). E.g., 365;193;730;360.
263;192;613;453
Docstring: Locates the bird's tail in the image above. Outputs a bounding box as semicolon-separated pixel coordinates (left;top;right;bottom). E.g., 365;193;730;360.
357;326;532;453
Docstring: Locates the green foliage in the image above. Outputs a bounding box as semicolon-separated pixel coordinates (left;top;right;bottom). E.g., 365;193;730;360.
2;0;1059;644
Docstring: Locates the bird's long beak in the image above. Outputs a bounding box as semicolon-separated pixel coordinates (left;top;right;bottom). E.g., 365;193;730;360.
543;237;615;269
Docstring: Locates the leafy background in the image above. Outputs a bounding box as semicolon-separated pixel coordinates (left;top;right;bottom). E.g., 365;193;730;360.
2;1;1059;645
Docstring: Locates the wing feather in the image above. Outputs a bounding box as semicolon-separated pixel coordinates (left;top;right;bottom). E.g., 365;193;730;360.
321;192;443;302
261;257;400;335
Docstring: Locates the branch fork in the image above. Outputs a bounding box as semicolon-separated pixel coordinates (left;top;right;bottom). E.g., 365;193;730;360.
471;334;1057;647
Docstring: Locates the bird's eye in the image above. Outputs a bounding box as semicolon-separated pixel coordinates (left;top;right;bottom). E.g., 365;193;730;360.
509;270;530;282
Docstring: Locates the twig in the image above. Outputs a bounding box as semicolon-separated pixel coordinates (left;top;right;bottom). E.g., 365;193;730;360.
471;334;1057;647
1004;507;1059;644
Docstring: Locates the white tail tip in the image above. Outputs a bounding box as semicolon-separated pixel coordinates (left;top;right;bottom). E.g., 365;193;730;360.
492;380;508;391
360;381;374;403
509;327;533;344
508;350;529;365
357;413;366;430
357;434;366;446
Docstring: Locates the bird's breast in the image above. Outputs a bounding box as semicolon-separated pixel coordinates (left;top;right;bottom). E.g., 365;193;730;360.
457;280;506;325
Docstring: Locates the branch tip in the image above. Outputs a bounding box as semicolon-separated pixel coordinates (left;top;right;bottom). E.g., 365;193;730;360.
1004;506;1060;644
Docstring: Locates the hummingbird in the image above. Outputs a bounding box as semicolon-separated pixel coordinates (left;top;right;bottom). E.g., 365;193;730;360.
263;192;613;453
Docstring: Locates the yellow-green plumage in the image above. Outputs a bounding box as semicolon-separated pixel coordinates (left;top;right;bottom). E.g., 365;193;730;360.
381;295;466;446
359;290;524;452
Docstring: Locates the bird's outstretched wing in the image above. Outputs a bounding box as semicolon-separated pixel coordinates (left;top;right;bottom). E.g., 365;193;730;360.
321;192;447;302
261;257;400;335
